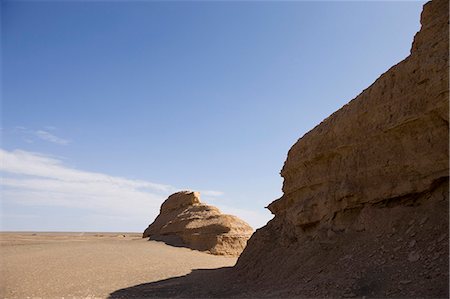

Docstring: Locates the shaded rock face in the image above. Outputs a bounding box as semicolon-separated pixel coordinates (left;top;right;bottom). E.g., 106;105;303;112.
143;191;253;256
235;0;449;297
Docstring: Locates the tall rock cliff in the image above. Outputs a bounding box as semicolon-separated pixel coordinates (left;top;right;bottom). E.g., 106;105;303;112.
235;0;449;297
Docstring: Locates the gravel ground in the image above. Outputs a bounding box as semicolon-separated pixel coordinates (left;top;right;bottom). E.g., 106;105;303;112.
0;232;237;299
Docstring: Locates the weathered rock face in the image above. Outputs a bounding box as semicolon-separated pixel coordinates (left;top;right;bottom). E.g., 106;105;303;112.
143;191;253;256
235;0;449;297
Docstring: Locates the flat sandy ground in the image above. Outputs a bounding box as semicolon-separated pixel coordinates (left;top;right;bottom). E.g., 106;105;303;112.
0;232;237;299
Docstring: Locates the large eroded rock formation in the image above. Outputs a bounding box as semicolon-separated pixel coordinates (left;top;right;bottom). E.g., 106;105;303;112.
143;191;253;256
234;0;449;297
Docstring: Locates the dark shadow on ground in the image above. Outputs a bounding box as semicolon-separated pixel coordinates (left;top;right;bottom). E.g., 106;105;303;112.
147;235;188;249
108;267;238;298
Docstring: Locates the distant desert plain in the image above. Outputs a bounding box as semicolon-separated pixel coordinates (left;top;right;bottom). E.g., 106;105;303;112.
0;232;237;299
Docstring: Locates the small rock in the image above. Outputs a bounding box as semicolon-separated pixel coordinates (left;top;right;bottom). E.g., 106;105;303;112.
405;226;414;235
408;220;415;226
343;292;356;298
327;229;336;238
408;251;420;262
419;216;428;225
400;280;412;285
409;240;416;247
393;246;402;252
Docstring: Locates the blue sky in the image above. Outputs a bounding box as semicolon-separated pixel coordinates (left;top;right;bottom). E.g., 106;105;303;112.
1;0;425;232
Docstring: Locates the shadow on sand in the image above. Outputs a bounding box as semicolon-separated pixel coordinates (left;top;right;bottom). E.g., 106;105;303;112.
146;235;187;248
108;267;238;298
145;234;218;253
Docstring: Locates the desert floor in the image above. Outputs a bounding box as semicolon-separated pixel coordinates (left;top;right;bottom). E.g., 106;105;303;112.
0;232;237;299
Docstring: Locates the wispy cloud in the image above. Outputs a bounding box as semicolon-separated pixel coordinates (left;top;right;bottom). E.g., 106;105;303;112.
0;149;173;215
0;149;268;232
198;190;224;197
12;126;71;146
34;130;70;145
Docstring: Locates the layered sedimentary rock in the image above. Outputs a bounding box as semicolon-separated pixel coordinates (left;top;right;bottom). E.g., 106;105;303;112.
143;191;253;256
235;0;449;297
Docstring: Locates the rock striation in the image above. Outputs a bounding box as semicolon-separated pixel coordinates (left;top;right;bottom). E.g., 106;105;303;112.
143;191;253;256
234;0;449;297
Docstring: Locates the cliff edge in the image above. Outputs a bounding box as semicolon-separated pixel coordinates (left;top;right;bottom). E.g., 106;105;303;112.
235;0;449;297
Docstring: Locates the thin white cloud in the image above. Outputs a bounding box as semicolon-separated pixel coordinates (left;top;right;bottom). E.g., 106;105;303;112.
0;149;269;232
0;149;173;192
12;126;71;146
198;190;224;197
34;130;70;145
0;149;175;228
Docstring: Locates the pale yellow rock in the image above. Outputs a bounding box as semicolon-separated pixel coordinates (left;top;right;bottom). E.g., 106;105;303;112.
143;191;253;256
